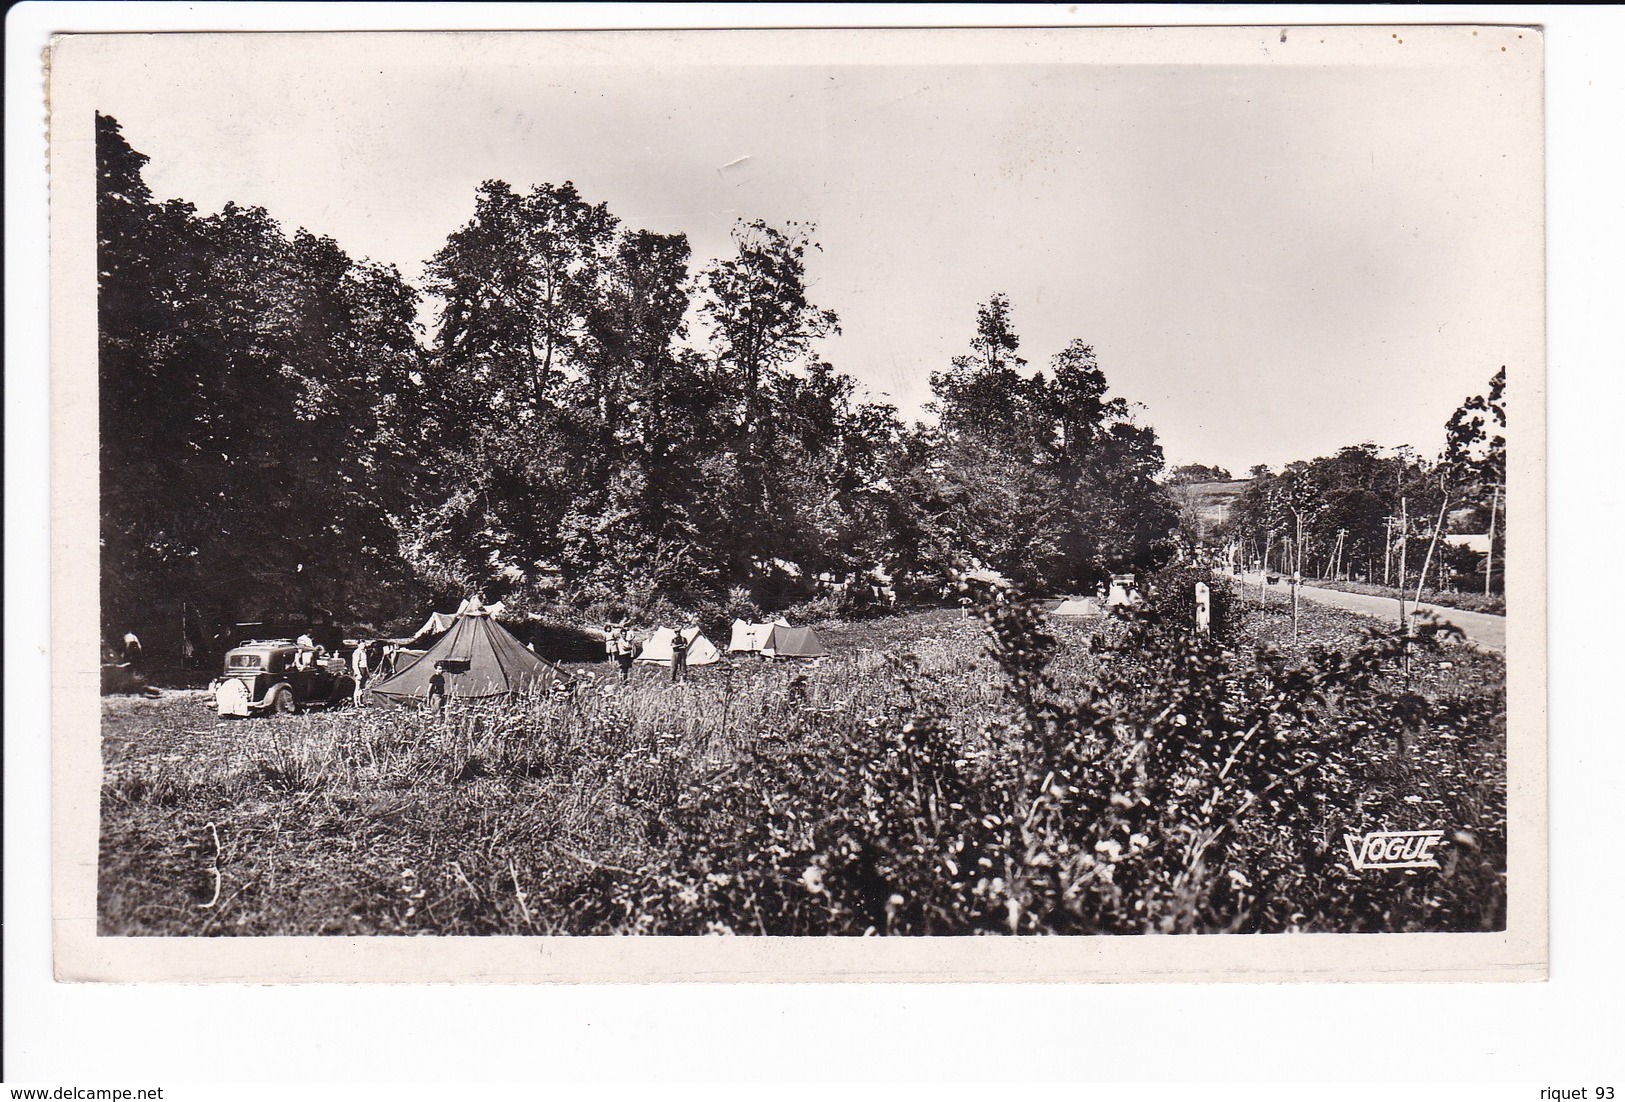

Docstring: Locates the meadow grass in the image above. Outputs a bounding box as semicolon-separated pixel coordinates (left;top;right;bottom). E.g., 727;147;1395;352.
98;594;1505;936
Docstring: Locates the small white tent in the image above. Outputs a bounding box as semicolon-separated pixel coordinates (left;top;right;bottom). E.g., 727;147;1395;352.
407;611;458;646
635;627;721;667
728;618;791;653
1053;597;1104;618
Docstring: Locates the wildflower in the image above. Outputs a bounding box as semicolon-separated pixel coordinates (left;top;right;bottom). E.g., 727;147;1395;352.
705;872;732;887
1094;839;1123;860
1402;795;1423;804
1129;833;1150;850
884;892;906;927
676;886;700;906
1228;869;1252;889
801;865;826;895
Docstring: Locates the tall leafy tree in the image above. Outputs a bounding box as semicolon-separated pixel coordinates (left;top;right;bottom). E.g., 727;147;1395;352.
98;113;427;650
697;219;840;582
921;298;1175;589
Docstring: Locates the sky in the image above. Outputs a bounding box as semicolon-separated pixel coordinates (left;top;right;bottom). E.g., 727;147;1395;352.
82;26;1542;477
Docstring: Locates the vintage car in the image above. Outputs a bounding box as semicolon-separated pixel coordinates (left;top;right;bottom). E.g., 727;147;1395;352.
212;640;354;718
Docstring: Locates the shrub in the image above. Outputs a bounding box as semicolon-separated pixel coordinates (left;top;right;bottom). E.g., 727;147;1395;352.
1142;565;1237;642
622;579;1504;935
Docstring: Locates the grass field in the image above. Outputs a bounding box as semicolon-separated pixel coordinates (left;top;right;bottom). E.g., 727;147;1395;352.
98;589;1507;936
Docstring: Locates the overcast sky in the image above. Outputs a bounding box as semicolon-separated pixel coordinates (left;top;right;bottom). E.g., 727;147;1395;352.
85;27;1542;477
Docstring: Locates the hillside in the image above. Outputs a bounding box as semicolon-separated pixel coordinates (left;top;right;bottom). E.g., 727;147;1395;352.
1173;478;1252;536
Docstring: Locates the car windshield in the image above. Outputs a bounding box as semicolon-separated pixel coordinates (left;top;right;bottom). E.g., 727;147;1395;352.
227;653;262;669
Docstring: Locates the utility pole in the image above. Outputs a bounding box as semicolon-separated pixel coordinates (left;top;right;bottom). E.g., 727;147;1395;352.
1485;484;1500;596
1291;565;1300;645
1382;515;1395;586
1260;528;1275;608
1396;496;1409;630
1414;491;1450;610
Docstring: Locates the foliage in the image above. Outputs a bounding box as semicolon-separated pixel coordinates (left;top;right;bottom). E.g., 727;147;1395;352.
1142;565;1238;643
1167;463;1233;485
1221;370;1508;596
100;597;1504;937
98;113;429;657
917;298;1178;590
98;114;1506;677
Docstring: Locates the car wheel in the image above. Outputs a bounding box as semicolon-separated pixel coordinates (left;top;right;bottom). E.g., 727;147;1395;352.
270;687;298;715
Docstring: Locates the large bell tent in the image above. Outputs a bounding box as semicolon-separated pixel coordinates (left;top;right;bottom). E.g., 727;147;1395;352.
369;609;560;703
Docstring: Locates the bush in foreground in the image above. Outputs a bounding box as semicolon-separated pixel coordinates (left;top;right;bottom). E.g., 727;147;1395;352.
611;581;1505;934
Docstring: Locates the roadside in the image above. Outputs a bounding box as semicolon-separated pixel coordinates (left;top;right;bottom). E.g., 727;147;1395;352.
1237;572;1506;652
1300;576;1503;616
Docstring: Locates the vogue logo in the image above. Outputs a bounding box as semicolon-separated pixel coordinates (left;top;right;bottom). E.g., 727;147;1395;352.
1343;830;1445;871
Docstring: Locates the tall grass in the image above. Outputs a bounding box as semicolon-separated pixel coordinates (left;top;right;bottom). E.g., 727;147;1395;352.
98;588;1505;936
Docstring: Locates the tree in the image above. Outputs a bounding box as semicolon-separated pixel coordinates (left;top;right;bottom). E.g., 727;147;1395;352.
920;297;1176;589
1167;463;1232;485
1440;368;1508;592
98;114;429;652
698;219;840;583
410;180;622;603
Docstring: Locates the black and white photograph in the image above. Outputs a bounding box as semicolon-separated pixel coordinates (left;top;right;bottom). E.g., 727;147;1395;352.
47;22;1544;980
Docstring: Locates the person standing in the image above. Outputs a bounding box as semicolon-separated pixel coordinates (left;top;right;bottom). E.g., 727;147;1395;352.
668;626;689;685
427;662;448;716
609;625;635;684
351;640;370;704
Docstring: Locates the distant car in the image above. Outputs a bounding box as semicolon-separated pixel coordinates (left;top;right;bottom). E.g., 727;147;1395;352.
212;640;354;718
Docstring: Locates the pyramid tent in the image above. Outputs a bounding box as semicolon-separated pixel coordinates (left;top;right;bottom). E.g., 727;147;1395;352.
1053;597;1104;618
728;618;791;653
370;611;561;703
761;624;827;659
635;627;721;667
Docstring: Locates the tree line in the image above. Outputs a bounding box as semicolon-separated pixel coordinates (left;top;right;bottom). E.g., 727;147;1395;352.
97;113;1180;652
1219;368;1506;595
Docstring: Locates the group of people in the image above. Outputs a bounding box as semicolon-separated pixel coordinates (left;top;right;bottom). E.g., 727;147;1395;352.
346;638;400;704
603;622;695;684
